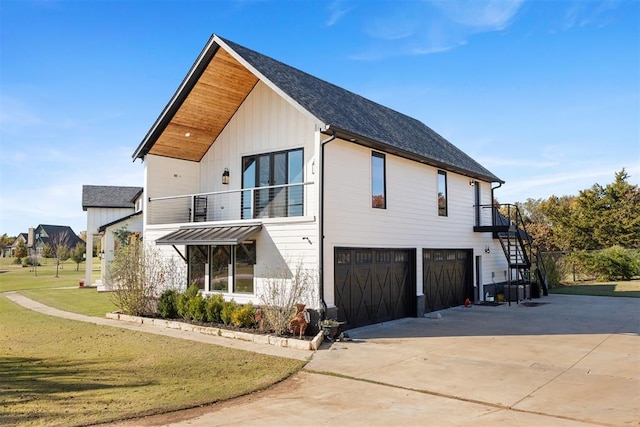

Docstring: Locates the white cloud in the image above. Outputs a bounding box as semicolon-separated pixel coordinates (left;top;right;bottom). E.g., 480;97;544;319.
326;0;354;27
349;0;525;60
432;0;524;31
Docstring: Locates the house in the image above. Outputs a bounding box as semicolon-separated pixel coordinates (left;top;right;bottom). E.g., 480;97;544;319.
131;35;544;330
82;185;143;288
23;225;85;265
7;233;27;257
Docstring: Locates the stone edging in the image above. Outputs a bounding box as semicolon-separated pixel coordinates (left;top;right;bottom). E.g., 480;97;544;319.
105;312;323;351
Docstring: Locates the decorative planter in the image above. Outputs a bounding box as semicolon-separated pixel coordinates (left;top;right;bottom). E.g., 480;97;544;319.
321;322;345;341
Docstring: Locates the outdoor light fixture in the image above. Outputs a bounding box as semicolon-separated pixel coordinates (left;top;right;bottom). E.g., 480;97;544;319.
222;168;230;185
485;246;491;254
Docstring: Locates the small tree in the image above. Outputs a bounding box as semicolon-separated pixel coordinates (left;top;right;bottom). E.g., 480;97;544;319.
108;240;186;316
71;242;86;271
14;239;27;259
258;260;315;336
41;243;53;263
49;230;71;278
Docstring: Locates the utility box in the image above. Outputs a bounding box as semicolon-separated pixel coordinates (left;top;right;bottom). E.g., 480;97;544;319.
505;284;524;302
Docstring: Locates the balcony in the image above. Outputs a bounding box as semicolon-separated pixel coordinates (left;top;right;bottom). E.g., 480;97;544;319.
147;182;313;225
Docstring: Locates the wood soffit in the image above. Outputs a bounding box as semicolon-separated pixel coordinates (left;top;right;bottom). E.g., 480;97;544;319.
149;48;259;162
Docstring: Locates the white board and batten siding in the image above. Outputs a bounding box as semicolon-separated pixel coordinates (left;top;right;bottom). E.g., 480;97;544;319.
322;138;507;306
143;81;323;306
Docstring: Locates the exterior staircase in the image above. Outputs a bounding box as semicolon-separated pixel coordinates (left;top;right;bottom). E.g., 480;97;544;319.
474;204;548;301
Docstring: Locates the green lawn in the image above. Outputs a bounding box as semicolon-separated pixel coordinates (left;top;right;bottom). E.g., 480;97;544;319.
0;257;305;425
0;295;305;426
0;257;98;292
550;279;640;298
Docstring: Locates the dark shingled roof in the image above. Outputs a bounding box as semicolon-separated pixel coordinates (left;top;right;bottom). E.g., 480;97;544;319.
220;37;502;182
82;185;143;211
36;224;85;247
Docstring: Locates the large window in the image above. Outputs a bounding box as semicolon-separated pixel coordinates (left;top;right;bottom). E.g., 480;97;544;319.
438;170;447;216
242;148;304;219
189;242;256;294
371;152;386;209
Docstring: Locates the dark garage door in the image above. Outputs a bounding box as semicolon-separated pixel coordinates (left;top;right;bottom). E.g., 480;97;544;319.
335;248;416;329
423;249;473;312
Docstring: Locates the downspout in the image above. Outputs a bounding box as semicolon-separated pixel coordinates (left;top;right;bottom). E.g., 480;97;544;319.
491;181;502;206
318;129;336;319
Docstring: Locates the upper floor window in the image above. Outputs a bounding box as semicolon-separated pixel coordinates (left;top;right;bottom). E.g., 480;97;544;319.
242;148;303;219
371;152;386;209
438;170;447;216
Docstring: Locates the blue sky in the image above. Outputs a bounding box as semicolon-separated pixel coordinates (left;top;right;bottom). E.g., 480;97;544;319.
1;0;638;237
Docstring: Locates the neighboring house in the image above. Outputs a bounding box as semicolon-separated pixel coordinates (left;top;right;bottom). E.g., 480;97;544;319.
7;233;27;257
82;185;143;288
32;225;84;255
131;35;544;330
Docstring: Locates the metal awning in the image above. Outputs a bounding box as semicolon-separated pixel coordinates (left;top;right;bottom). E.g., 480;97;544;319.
156;224;262;246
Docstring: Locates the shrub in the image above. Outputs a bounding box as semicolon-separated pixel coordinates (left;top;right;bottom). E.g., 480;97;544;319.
220;299;238;325
187;291;206;322
13;257;21;265
231;303;256;328
176;284;199;320
157;289;179;318
572;246;640;281
259;260;314;336
205;293;224;323
108;242;186;316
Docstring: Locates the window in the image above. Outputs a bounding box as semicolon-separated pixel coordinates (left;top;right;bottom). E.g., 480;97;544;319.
209;245;230;291
242;148;304;219
190;241;256;294
371;152;386;209
188;245;208;290
234;242;256;293
438;170;447;216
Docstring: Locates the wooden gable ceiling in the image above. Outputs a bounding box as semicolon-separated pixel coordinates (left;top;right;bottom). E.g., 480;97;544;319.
148;48;259;162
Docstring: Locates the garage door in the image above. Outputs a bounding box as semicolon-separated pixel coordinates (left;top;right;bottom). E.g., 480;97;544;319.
423;249;473;312
335;248;416;330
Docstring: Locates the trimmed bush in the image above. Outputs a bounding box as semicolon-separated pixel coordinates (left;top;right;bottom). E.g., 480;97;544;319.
177;284;200;320
220;299;238;325
157;289;179;318
231;303;256;328
187;292;206;322
13;257;21;265
205;294;224;323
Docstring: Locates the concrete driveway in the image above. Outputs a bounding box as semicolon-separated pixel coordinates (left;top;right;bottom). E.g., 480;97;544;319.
115;294;639;427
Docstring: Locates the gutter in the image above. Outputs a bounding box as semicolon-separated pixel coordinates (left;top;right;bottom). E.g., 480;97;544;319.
318;129;336;319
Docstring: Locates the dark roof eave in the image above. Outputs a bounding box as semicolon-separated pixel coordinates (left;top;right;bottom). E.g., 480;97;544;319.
131;36;220;161
324;126;504;184
97;211;143;233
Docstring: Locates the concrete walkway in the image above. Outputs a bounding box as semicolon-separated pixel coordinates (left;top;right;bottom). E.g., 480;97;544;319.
5;292;640;426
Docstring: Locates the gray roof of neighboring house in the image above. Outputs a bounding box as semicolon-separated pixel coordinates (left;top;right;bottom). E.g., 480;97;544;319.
82;185;143;211
221;37;502;183
36;224;84;248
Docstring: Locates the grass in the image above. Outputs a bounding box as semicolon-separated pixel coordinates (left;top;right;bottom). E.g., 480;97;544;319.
0;257;97;292
0;295;305;426
21;288;117;317
0;256;305;425
550;279;640;298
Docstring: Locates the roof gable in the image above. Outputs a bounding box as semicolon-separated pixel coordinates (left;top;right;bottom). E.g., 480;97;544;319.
82;185;143;211
35;225;84;247
133;34;502;182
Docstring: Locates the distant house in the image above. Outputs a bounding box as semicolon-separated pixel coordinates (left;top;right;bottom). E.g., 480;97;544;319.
5;233;27;257
82;185;143;288
32;225;84;255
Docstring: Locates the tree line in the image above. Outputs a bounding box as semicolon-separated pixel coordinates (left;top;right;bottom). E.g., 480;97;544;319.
507;169;639;281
